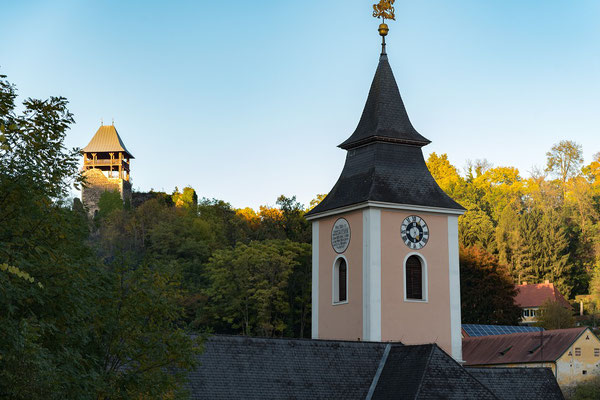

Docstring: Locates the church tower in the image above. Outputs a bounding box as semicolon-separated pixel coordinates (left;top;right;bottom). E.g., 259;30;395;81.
81;124;134;216
305;7;465;361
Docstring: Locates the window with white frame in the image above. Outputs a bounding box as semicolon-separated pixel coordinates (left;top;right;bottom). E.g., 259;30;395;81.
333;257;348;304
405;255;425;301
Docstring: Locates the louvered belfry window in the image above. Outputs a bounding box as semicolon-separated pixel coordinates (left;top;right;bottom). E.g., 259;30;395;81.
406;255;423;300
338;259;347;302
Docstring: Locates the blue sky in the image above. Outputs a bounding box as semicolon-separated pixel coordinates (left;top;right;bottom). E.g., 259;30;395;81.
2;0;599;209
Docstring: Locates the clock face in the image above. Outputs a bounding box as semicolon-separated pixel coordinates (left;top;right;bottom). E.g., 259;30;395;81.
401;215;429;250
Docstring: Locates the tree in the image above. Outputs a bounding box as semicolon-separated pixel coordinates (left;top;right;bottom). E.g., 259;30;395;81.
203;240;309;337
535;299;575;330
0;72;98;399
546;140;583;195
0;73;200;399
307;193;327;211
460;246;522;325
172;186;198;209
96;189;123;221
589;265;600;308
459;208;495;250
426;152;465;199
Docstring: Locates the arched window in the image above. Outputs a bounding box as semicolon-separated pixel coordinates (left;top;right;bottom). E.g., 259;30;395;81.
333;257;348;304
405;255;423;300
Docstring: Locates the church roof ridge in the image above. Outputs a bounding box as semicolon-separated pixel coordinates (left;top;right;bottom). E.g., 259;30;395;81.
82;125;134;158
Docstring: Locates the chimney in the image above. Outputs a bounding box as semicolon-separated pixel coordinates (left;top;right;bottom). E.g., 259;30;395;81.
522;281;527;285
544;279;550;284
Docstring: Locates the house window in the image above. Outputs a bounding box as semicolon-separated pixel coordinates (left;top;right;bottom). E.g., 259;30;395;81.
531;309;536;317
575;348;581;357
523;309;530;317
405;255;424;300
594;348;599;357
333;257;348;304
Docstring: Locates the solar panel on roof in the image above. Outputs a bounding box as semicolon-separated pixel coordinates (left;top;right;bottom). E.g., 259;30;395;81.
462;324;543;337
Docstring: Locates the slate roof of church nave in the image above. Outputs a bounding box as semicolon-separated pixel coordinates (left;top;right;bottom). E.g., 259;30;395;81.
185;335;563;400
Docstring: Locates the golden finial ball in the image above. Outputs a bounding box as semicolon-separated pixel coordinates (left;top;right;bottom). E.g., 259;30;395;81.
378;23;389;37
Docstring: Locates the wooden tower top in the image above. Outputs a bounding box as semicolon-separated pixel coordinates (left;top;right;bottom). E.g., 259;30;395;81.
82;124;134;159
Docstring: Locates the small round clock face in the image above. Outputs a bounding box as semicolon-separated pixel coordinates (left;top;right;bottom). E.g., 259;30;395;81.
401;215;429;250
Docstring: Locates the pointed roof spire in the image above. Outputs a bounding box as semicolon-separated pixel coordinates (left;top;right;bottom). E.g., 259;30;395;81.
339;55;430;150
82;125;135;158
304;4;464;218
340;2;430;150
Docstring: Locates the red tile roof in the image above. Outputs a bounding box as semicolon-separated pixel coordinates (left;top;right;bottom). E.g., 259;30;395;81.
462;327;587;365
514;282;572;309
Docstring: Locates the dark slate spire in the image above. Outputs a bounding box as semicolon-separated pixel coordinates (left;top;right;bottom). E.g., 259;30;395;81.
338;54;430;150
306;54;464;218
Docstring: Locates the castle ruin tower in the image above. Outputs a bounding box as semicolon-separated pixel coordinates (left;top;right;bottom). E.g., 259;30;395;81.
81;124;134;216
305;5;465;361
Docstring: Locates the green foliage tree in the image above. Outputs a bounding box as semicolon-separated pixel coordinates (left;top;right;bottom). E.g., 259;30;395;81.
203;240;310;337
0;73;99;399
96;189;123;221
172;186;198;209
0;73;200;399
460;246;522;325
535;299;575;330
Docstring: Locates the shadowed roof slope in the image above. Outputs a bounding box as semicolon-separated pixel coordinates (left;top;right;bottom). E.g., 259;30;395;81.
187;335;387;399
185;336;563;399
371;345;497;399
82;125;134;158
515;282;572;309
467;367;564;400
339;54;430;150
463;327;587;366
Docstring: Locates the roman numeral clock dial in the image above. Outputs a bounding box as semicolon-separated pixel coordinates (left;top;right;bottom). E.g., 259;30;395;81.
400;215;429;250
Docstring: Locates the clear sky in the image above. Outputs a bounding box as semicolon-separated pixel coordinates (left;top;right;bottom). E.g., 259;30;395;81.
2;0;599;209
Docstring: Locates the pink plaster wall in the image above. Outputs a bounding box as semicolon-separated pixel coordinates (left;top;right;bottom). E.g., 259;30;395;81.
380;210;452;354
317;210;364;340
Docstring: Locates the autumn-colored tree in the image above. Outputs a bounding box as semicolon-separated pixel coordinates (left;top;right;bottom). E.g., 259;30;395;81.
546;140;584;196
460;246;522;325
172;186;198;209
426;152;465;199
307;193;327;211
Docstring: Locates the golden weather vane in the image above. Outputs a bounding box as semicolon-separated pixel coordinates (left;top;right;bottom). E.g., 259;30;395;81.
373;0;395;21
372;0;396;54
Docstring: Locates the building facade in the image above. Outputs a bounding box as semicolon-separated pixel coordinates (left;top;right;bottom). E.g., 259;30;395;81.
305;45;465;361
81;124;134;216
515;280;572;325
463;327;600;388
